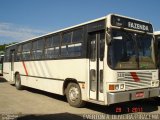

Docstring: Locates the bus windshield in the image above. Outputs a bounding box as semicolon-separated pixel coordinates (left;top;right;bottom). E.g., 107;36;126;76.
155;35;160;68
108;29;156;69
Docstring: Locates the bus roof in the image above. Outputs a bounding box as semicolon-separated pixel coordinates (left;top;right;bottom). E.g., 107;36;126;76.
154;31;160;35
6;13;152;48
6;16;106;48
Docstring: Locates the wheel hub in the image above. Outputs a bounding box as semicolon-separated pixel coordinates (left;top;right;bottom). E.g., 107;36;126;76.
69;87;79;102
16;75;20;86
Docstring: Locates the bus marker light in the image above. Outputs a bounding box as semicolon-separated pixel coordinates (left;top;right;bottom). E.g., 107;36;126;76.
109;85;115;90
82;83;85;89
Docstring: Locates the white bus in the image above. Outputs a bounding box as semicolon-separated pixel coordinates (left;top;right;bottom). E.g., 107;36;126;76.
3;14;160;107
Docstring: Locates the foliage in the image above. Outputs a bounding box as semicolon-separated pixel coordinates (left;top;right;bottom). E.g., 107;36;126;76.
0;42;17;52
0;44;6;52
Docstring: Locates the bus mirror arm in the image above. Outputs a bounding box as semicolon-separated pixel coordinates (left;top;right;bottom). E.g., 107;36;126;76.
106;32;111;45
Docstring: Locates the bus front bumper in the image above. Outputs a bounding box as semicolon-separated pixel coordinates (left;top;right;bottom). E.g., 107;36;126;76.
107;87;160;105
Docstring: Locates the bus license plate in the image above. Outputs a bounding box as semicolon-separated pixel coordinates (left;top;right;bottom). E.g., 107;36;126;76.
135;92;144;98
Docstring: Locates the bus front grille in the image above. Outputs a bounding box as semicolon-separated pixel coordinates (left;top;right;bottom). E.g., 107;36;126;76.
117;72;152;90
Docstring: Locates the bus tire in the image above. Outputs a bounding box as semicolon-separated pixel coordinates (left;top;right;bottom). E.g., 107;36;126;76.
15;73;23;90
66;83;85;107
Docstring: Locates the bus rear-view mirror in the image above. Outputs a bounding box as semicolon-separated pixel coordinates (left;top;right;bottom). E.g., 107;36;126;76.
106;32;111;44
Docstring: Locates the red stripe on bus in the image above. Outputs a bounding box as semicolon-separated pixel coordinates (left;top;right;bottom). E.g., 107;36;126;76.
22;61;28;76
130;72;140;82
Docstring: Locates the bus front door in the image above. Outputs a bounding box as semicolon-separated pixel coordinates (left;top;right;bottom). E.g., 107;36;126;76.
89;31;105;101
10;50;15;82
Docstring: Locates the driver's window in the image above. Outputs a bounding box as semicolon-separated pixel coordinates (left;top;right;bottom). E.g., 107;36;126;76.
157;41;160;68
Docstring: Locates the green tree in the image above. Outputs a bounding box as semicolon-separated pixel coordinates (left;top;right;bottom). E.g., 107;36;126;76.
0;44;6;51
0;42;17;52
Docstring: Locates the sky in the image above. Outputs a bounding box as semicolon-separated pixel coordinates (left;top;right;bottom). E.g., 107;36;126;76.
0;0;160;44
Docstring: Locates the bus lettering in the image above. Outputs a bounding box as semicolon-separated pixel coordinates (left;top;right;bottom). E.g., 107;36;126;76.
128;22;149;31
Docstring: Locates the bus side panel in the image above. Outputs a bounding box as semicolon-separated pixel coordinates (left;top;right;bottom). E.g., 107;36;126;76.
21;75;64;95
13;59;89;100
3;62;11;81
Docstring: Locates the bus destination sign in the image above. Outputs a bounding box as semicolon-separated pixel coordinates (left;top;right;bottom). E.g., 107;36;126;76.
111;15;153;33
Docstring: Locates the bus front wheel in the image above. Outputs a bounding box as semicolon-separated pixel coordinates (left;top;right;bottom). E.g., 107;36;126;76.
66;83;85;107
15;73;23;90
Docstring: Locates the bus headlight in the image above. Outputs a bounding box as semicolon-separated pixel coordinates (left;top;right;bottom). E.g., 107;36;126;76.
107;83;125;92
120;84;124;89
156;81;159;86
151;80;159;87
115;85;119;90
155;80;159;87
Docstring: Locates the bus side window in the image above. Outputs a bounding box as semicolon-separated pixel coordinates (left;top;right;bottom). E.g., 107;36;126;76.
45;35;60;59
5;48;10;62
17;45;22;61
32;39;44;60
61;32;72;57
68;43;82;57
61;28;83;57
68;28;83;57
22;42;31;60
72;28;83;43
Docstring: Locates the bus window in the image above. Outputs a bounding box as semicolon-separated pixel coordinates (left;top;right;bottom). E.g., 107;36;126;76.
45;35;60;59
22;42;31;60
16;45;22;61
61;29;83;57
72;28;83;43
32;39;44;60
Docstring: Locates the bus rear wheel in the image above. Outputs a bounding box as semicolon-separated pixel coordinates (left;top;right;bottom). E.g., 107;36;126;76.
66;83;85;107
15;73;23;90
